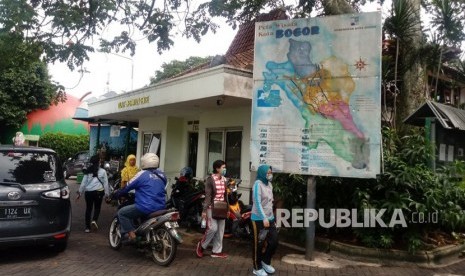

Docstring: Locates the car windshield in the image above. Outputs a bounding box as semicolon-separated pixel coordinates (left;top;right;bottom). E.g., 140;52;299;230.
0;151;59;184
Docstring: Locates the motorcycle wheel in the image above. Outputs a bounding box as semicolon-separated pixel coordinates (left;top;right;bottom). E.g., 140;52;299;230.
108;217;122;250
149;226;177;266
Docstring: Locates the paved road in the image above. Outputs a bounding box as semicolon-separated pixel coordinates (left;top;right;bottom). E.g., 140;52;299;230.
1;179;465;275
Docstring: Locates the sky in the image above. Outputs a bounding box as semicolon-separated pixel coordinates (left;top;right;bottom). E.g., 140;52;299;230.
48;24;238;99
48;2;385;99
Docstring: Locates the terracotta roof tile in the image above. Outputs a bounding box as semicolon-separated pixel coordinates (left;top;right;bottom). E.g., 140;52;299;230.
167;9;288;80
225;9;288;69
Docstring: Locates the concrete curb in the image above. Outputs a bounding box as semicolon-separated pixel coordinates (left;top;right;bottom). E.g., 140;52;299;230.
279;237;465;267
180;228;465;267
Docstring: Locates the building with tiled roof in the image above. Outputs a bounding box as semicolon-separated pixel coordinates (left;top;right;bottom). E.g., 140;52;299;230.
85;9;291;204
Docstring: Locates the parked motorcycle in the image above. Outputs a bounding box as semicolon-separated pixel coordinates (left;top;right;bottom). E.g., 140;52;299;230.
108;192;183;266
165;167;205;229
103;162;121;195
224;178;253;239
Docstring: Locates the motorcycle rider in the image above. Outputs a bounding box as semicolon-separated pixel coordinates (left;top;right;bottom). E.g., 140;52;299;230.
114;153;167;241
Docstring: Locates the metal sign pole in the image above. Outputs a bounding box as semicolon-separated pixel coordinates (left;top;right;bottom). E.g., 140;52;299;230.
305;175;316;261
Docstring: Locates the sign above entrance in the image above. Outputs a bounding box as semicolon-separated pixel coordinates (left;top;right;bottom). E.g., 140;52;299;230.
118;96;150;109
251;12;382;178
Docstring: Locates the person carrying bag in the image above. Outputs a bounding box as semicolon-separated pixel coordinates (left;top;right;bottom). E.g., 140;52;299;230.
196;160;229;259
76;155;110;233
211;178;229;219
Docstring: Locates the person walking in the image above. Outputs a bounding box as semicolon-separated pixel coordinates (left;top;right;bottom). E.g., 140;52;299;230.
251;165;278;276
76;155;110;233
120;154;140;188
196;160;228;259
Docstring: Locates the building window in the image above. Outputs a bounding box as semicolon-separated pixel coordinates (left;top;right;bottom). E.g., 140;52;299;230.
206;129;242;178
143;132;161;157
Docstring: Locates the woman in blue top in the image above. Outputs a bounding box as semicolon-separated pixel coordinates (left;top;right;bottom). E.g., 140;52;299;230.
76;155;110;233
251;165;278;276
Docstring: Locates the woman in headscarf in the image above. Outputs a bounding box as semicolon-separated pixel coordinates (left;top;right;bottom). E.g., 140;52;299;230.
120;154;140;188
251;164;278;276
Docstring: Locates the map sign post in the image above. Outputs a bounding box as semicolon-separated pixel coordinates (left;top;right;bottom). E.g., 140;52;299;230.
251;12;382;260
305;176;316;260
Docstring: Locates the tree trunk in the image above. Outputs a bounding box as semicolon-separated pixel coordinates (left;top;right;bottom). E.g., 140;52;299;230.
395;0;424;133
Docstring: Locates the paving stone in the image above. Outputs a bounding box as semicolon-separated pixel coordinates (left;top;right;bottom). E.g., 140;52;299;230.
1;179;465;275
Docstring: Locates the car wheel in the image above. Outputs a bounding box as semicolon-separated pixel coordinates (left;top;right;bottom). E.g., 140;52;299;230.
52;241;68;253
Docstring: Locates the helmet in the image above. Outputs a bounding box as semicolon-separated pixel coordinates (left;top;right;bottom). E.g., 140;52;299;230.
141;153;159;169
180;167;193;179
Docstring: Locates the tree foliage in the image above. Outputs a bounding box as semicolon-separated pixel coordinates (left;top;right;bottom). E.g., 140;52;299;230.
275;127;465;252
0;0;222;70
424;0;465;47
0;0;463;73
39;132;89;162
381;0;465;130
0;32;65;134
0;0;382;70
149;56;213;84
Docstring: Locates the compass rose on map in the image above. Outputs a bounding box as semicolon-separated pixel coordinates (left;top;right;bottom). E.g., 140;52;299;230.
354;57;368;71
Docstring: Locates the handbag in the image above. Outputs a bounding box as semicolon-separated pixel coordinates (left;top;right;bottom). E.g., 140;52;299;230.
212;200;228;220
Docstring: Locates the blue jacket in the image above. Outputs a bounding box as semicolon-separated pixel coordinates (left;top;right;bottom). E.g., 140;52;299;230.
117;168;167;214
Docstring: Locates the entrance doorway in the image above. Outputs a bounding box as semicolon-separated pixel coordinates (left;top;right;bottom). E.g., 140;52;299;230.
188;132;198;177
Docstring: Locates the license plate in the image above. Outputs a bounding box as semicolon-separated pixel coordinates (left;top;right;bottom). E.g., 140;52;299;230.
0;207;32;220
165;221;179;228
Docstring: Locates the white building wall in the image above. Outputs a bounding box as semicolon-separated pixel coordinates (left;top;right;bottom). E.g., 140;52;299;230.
198;105;252;203
88;66;245;118
165;117;188;177
136;108;253;204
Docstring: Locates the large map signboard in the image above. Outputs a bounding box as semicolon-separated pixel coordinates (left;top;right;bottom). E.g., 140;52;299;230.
251;12;381;178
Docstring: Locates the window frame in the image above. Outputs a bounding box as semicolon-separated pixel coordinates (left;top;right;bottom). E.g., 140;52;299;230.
142;132;162;157
205;128;242;177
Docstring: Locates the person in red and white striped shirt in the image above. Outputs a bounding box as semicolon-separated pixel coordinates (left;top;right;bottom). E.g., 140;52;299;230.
196;160;229;259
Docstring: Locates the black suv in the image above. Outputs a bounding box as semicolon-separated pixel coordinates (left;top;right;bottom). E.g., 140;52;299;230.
0;145;71;251
63;150;89;179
